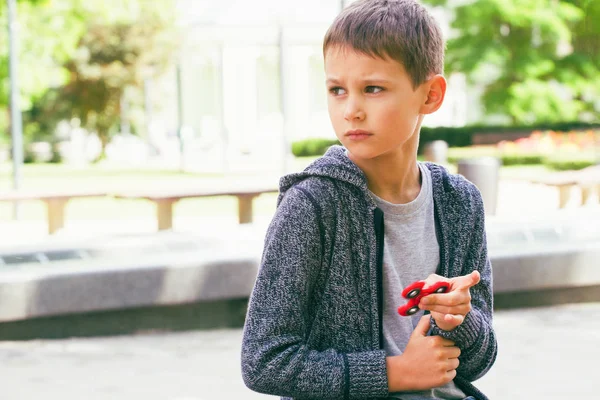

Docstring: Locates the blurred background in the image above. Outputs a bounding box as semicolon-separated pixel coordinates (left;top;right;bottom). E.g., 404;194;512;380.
0;0;599;399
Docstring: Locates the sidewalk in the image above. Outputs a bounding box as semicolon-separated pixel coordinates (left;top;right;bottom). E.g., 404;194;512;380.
1;302;598;400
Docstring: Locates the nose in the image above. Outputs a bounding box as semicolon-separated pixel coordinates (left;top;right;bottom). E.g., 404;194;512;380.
343;97;365;121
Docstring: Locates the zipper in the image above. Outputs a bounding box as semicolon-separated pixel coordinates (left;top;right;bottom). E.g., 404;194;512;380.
374;207;385;349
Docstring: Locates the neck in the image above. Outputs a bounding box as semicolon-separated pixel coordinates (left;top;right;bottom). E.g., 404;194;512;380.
349;132;422;205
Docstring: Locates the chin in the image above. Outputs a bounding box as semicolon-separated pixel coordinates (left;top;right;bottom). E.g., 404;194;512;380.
343;143;383;161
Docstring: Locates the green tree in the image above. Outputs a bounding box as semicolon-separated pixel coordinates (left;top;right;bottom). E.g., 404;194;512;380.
34;11;178;157
1;0;178;152
0;0;87;142
423;0;600;125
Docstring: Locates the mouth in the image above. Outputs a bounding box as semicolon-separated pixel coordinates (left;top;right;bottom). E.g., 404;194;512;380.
345;130;373;140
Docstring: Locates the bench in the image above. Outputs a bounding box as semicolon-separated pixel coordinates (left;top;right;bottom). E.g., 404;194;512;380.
0;191;107;234
113;186;279;230
576;165;600;204
530;165;600;208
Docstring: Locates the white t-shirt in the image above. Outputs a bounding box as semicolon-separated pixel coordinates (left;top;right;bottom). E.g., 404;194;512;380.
370;162;466;400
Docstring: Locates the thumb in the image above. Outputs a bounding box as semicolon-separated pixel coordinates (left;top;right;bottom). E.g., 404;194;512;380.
412;314;432;337
453;270;481;290
468;270;481;287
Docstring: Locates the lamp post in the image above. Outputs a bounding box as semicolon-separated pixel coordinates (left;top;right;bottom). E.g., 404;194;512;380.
175;63;186;171
278;25;289;174
7;0;24;219
217;44;229;174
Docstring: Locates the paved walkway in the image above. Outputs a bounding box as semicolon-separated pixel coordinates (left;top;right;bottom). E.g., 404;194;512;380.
1;302;599;399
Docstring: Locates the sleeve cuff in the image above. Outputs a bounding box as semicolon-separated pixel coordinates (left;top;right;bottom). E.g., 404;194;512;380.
345;350;389;399
429;308;483;350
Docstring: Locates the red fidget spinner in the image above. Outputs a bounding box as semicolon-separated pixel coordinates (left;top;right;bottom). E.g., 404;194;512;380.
397;280;450;316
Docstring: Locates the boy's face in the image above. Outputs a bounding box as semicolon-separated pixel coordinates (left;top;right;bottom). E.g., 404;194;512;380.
324;46;434;161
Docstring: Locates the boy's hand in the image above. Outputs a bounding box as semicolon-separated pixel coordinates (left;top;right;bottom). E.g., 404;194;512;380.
387;315;460;391
418;271;481;331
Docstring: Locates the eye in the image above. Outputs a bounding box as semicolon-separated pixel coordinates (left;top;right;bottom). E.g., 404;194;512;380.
328;86;346;96
365;86;384;94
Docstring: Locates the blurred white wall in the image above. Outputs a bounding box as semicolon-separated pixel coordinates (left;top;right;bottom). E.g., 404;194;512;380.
145;0;474;171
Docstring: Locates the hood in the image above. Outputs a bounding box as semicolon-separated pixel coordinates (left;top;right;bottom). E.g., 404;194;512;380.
279;145;369;196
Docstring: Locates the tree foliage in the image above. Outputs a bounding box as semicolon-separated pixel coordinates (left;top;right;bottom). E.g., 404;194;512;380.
33;12;178;155
1;0;179;152
1;0;87;139
423;0;600;124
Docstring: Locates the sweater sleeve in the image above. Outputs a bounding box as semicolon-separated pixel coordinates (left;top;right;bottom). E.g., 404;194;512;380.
241;186;389;400
429;186;498;382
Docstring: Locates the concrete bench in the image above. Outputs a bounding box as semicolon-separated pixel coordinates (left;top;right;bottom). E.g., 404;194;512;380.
2;211;599;337
487;209;600;305
2;213;600;318
0;229;265;323
576;165;600;204
113;186;278;230
529;172;577;208
529;165;600;208
0;191;107;234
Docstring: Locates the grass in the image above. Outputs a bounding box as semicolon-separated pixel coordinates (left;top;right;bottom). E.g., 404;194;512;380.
0;159;553;222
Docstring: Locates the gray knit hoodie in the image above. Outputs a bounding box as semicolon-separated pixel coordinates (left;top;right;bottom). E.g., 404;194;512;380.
241;145;497;400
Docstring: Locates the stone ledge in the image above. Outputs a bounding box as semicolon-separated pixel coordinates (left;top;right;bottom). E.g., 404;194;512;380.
1;220;600;329
492;243;600;293
494;285;600;310
2;242;599;324
0;298;249;341
0;252;260;323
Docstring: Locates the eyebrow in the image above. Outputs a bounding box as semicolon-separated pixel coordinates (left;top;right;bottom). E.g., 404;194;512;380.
326;78;392;85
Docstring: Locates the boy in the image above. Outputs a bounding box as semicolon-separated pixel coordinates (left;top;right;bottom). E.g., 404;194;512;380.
241;0;497;399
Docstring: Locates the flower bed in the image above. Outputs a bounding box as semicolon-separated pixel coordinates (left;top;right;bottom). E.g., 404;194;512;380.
448;130;599;170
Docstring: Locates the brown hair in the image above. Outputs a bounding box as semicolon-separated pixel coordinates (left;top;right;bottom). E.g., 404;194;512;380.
323;0;445;88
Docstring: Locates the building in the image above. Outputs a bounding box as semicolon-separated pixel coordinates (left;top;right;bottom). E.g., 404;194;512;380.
151;0;473;172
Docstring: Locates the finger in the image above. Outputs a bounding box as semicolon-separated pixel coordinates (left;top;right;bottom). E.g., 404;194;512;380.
412;314;432;337
432;335;455;347
439;338;456;347
420;302;471;316
443;314;465;326
445;369;457;380
447;346;461;359
423;274;449;288
447;357;460;371
451;271;481;290
420;291;469;307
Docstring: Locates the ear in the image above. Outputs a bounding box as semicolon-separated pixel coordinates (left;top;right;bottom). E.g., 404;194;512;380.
419;74;447;115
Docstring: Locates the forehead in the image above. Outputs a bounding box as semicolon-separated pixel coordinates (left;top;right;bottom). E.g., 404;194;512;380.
324;45;407;79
